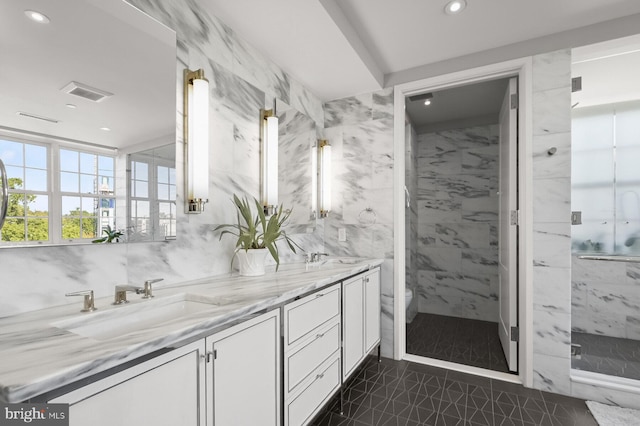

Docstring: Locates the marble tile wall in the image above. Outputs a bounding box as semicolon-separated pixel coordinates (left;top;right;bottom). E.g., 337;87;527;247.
323;88;395;357
0;0;325;317
530;49;573;395
405;119;419;323
414;125;500;323
571;255;640;340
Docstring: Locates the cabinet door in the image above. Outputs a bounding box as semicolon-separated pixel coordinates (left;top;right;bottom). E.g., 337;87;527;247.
50;341;205;426
206;310;280;426
342;275;364;380
364;268;381;353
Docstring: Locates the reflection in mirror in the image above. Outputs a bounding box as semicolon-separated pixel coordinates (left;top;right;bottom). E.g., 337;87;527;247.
276;100;317;232
128;144;177;242
0;0;176;246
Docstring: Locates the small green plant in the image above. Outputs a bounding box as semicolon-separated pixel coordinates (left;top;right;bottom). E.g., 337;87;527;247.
92;225;124;243
214;194;301;270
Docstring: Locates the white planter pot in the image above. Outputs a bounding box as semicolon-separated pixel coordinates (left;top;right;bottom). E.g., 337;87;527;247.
236;248;268;276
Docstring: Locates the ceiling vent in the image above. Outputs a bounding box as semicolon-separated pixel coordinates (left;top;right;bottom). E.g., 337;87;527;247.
16;111;59;123
61;81;113;102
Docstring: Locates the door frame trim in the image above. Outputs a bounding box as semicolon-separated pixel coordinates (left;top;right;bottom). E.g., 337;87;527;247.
392;56;534;387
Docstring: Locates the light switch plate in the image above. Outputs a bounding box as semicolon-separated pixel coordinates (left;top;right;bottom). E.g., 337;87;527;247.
338;228;346;242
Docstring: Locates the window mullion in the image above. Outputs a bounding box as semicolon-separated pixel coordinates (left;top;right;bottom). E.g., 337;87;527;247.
50;142;63;244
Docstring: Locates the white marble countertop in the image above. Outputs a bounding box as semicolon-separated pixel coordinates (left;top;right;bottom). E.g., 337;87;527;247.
0;257;383;403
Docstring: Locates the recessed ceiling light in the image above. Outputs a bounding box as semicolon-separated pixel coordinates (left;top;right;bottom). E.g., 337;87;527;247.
24;10;50;23
100;127;111;131
424;99;431;106
444;0;467;15
66;104;77;109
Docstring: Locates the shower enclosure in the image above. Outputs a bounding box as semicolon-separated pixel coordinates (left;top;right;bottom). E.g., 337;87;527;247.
570;100;640;381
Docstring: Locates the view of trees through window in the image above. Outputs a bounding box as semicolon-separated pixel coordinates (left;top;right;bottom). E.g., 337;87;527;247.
0;138;114;244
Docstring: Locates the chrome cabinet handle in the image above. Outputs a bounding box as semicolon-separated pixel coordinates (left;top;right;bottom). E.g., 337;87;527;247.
0;159;7;230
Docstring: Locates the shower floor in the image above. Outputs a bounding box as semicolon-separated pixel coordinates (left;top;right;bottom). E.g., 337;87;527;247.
406;312;511;373
571;332;640;381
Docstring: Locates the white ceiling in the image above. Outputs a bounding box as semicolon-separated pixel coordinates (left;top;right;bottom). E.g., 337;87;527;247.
205;0;640;101
0;0;176;150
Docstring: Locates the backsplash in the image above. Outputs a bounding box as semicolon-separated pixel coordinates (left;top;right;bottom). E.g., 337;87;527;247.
0;0;324;317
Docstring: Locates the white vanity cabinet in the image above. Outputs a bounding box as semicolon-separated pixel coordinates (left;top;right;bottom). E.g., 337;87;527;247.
49;340;206;426
342;268;381;381
205;309;280;426
283;283;341;426
49;309;280;426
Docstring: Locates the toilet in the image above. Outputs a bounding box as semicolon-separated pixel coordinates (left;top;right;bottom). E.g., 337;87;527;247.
405;288;413;310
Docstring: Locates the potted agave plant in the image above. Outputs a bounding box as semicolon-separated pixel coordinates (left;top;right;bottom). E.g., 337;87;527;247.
215;194;300;276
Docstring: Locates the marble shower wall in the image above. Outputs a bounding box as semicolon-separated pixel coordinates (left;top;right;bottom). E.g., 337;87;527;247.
571;255;640;340
405;119;419;323
530;49;573;395
323;88;395;357
414;125;500;323
0;0;325;317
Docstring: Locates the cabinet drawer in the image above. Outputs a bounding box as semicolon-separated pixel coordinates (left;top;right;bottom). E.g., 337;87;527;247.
286;321;340;394
284;283;340;347
286;354;341;426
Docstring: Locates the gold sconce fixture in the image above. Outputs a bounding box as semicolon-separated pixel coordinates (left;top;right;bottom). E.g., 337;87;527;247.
260;102;278;216
318;139;332;218
183;68;209;213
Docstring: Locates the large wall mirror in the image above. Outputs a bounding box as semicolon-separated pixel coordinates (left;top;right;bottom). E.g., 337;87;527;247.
0;0;176;246
276;99;318;233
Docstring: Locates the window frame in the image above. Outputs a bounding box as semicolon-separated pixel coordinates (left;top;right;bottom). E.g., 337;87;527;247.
0;132;117;246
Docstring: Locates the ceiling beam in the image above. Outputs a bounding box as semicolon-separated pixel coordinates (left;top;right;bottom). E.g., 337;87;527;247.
386;12;640;88
319;0;384;89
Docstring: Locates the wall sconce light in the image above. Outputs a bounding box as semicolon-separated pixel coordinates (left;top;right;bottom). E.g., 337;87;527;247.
311;141;318;219
184;68;209;213
318;139;332;218
260;104;278;215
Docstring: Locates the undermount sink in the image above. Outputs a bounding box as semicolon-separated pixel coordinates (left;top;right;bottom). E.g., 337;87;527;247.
323;257;360;265
52;293;222;341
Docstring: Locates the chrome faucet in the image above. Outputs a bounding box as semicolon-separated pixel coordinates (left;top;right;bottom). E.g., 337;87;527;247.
65;290;97;312
308;252;329;263
141;278;163;299
113;285;143;305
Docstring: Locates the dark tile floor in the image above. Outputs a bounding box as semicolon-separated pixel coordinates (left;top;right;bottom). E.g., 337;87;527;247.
311;356;598;426
406;313;510;373
572;331;640;380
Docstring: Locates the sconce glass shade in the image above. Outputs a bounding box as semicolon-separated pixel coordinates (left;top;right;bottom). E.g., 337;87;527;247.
261;109;278;214
311;142;318;218
319;140;332;217
184;69;209;213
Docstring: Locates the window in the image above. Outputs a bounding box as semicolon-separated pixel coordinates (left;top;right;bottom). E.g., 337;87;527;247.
129;153;176;241
572;100;640;255
0;139;49;243
0;136;116;245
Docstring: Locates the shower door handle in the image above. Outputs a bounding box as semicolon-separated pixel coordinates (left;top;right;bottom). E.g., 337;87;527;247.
0;158;8;230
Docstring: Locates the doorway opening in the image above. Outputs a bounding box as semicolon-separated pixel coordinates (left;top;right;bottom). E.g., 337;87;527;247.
403;76;519;375
393;58;534;385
